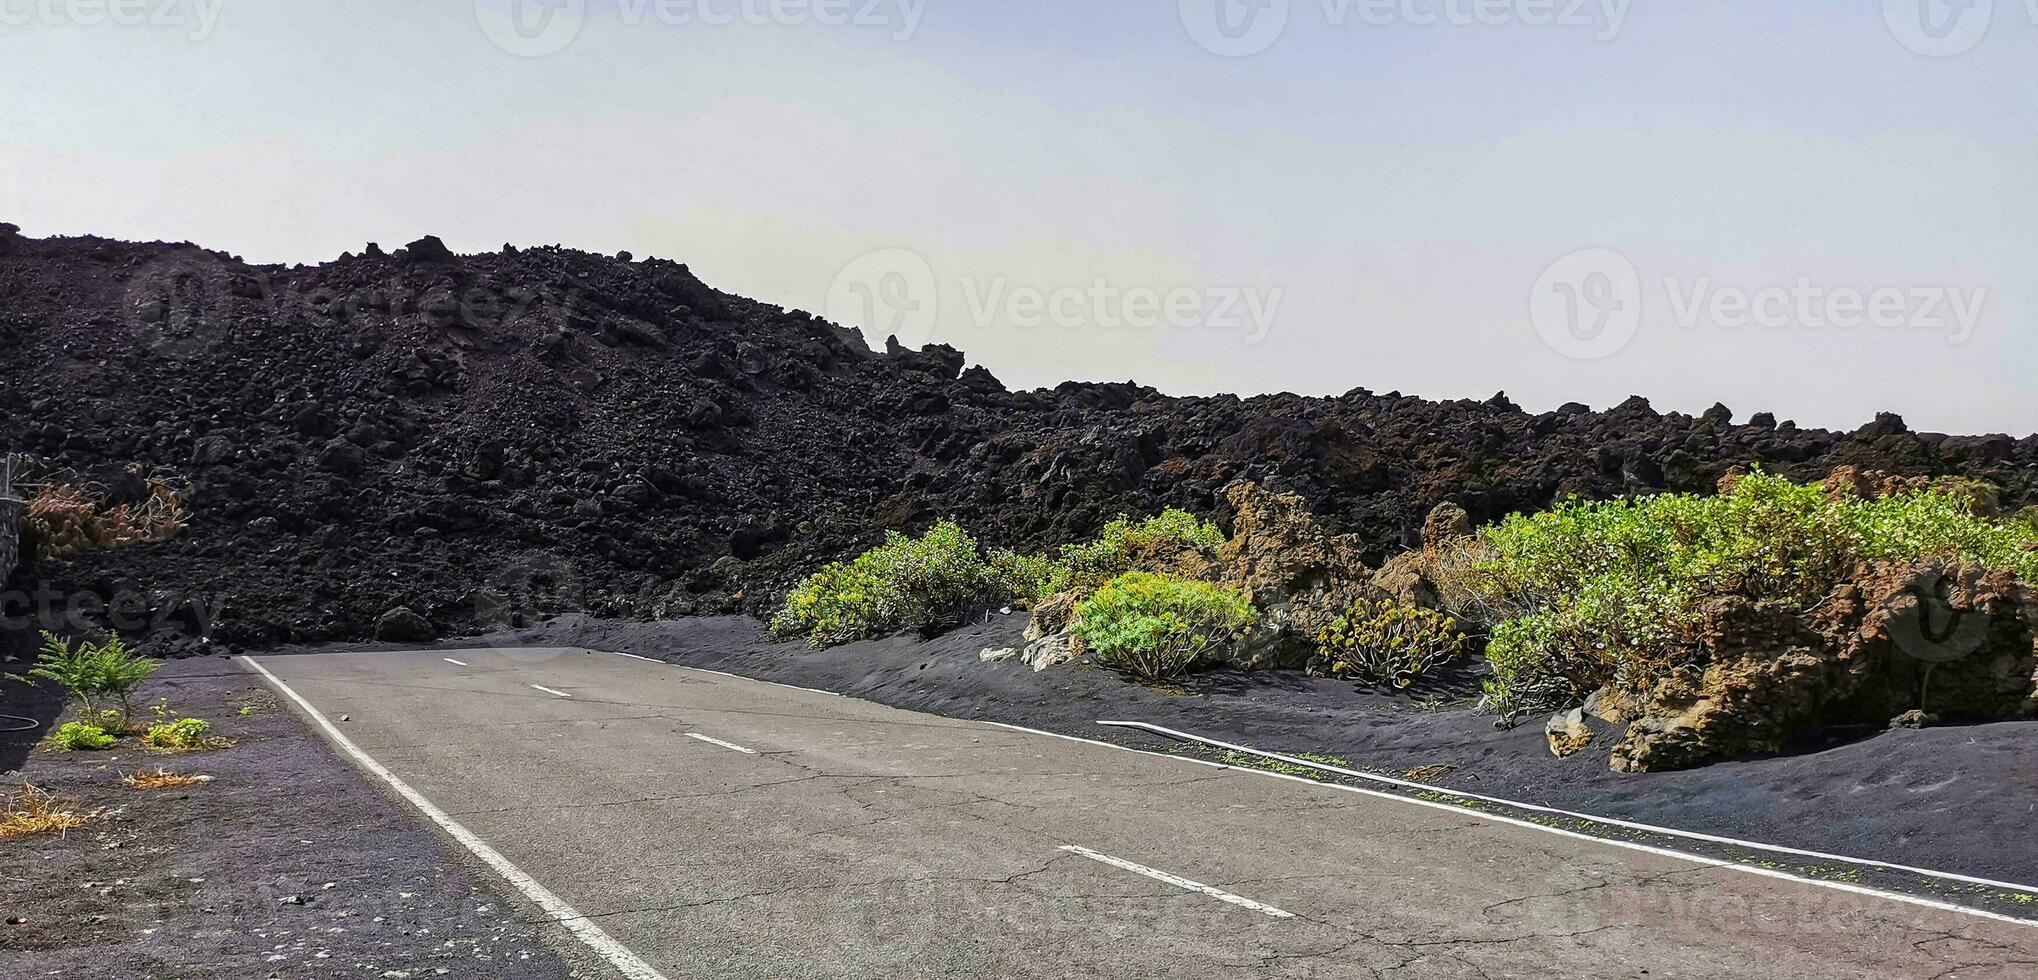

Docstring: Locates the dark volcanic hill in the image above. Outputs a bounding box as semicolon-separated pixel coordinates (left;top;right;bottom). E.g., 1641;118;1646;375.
2;223;2034;654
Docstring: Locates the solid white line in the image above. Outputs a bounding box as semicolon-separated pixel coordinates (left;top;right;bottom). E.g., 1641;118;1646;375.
685;732;757;754
238;657;672;980
1059;845;1295;919
442;658;469;667
1100;720;2038;896
593;649;845;697
979;721;1230;768
530;684;573;699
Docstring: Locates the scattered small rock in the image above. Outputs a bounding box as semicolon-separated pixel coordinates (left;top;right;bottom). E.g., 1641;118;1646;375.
1889;709;1938;730
1545;707;1594;758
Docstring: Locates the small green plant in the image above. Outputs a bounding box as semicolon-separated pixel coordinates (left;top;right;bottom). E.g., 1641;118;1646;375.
45;721;116;752
1315;597;1466;687
771;520;999;647
1070;572;1255;681
142;717;225;751
6;631;160;729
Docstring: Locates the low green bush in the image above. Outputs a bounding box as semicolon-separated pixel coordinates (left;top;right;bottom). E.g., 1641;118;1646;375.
46;721;116;752
771;520;999;647
1315;597;1466;688
1456;470;2038;719
988;549;1069;607
1070;572;1255;681
141;717;221;751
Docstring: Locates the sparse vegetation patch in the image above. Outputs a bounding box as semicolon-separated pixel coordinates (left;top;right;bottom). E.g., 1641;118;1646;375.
0;783;95;841
22;474;188;561
7;631;161;730
122;768;215;790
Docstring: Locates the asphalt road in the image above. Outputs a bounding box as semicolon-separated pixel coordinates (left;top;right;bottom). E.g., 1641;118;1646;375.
245;647;2038;979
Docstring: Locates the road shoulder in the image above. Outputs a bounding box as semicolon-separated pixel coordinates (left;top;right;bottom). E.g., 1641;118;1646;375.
0;657;587;979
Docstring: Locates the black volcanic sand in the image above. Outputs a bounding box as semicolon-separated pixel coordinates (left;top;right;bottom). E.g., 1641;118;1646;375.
0;660;581;980
434;614;2038;902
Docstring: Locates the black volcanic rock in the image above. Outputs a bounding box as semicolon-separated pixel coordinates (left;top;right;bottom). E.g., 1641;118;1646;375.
1;229;2033;651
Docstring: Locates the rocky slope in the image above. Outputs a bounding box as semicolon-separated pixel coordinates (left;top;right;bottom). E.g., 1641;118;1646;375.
2;223;2035;654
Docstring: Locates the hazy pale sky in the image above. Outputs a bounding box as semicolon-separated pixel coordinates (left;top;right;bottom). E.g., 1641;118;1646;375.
4;1;2033;434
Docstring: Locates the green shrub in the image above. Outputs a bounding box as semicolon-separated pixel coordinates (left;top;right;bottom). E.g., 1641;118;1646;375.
1456;470;2038;718
6;632;160;729
46;722;116;752
1315;597;1467;688
1054;509;1225;594
1070;572;1255;681
771;520;999;647
988;549;1069;607
142;717;222;751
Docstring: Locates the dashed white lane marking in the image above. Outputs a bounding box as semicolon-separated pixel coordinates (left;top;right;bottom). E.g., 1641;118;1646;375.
530;684;573;699
686;732;757;754
442;658;469;667
1060;845;1295;919
239;657;672;980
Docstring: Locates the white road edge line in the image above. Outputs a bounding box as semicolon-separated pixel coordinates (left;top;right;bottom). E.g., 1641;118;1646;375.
979;719;2038;930
238;657;673;980
1101;720;2038;896
685;732;757;754
596;649;845;697
1060;845;1294;919
442;658;469;667
531;684;573;699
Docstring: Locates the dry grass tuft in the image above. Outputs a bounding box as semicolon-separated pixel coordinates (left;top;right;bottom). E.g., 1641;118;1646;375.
1402;763;1458;782
0;783;96;841
24;474;189;561
121;768;214;791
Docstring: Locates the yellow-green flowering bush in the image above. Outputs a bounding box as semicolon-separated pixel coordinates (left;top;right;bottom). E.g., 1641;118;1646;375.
1070;572;1255;681
771;520;999;647
1315;597;1466;688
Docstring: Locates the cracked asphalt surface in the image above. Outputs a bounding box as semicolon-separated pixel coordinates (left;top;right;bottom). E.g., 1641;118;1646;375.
247;648;2038;979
